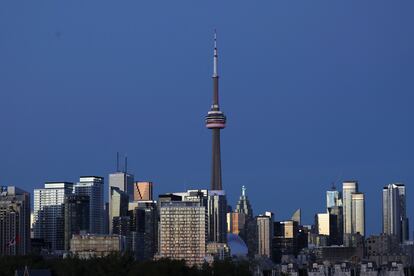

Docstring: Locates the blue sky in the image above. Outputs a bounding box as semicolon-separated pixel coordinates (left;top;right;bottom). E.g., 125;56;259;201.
1;1;413;234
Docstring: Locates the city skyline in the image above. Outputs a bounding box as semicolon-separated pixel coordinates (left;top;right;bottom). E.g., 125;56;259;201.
1;0;414;236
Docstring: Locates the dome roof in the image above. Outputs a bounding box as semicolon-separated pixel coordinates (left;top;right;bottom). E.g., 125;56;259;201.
227;233;248;256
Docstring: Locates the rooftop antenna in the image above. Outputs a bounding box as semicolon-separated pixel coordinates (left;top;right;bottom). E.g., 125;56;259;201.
124;155;128;173
116;152;119;172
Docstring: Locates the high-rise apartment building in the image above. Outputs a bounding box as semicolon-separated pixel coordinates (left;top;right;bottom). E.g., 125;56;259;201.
351;193;365;236
343;181;358;235
64;195;89;250
257;212;274;258
383;183;409;242
177;189;227;244
158;200;208;267
133;181;153;201
34;182;73;251
74;176;104;234
0;186;30;256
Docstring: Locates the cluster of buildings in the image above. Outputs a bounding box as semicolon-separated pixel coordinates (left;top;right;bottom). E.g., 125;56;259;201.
0;33;413;275
248;180;412;275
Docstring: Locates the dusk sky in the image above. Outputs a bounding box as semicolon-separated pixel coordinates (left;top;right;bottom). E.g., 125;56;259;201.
1;1;413;235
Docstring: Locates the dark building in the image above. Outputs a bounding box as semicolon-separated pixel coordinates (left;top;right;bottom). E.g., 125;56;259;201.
129;201;158;260
0;186;30;256
112;216;130;237
30;238;50;255
129;208;145;258
208;190;227;243
365;234;403;265
272;220;299;263
314;245;364;263
297;225;309;252
328;205;344;245
205;31;226;191
64;195;89;250
103;202;109;234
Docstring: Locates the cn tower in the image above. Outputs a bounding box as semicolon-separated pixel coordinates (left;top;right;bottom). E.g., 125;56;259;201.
205;31;226;191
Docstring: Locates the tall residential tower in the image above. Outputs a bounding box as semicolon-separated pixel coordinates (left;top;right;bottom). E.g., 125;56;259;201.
74;176;104;234
34;182;74;251
205;31;226;191
383;183;409;242
0;186;30;256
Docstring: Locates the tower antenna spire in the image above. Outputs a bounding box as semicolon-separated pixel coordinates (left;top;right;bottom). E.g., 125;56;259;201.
116;152;119;172
124;155;128;173
213;29;218;78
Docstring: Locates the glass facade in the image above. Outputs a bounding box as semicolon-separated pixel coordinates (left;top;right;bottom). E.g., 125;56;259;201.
33;182;73;251
74;177;104;234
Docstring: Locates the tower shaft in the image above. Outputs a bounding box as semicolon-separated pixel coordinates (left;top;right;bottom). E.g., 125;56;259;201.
211;129;222;190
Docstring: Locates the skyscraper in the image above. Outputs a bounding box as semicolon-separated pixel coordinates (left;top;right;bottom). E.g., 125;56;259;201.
64;195;89;250
326;183;343;245
272;220;300;262
109;172;134;233
133;181;153;201
326;184;341;209
235;186;253;218
396;184;409;241
234;185;256;256
158;200;208;267
74;176;104;234
316;213;330;236
351;192;365;236
34;182;73;251
257;212;273;258
207;190;227;243
383;183;409;242
205;31;226;191
342;181;358;235
109;187;129;234
177;189;226;244
130;201;158;260
109;172;134;200
0;186;30;256
328;205;343;245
